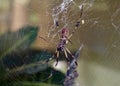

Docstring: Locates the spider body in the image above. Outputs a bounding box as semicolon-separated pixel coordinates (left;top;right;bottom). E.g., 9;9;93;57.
57;41;65;51
57;35;67;51
57;28;69;51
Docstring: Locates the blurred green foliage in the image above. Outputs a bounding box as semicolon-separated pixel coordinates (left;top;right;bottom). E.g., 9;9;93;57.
0;26;38;77
0;26;65;86
0;26;38;58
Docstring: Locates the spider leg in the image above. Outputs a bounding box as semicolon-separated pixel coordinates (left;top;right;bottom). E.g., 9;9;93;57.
55;50;59;66
65;47;73;56
65;47;78;66
45;50;59;67
46;54;54;63
66;38;72;45
46;50;57;63
67;26;78;40
67;5;84;40
63;48;70;64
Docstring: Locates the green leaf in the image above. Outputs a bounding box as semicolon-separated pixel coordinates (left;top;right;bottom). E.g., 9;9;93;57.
0;26;39;77
4;67;65;86
0;26;39;59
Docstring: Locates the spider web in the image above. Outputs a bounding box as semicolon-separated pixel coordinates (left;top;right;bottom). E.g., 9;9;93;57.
2;0;120;86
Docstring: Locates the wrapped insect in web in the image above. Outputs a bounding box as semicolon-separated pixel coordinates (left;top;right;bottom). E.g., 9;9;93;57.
64;44;84;86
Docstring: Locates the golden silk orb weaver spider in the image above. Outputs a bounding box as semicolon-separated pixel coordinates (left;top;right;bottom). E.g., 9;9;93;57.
45;5;84;66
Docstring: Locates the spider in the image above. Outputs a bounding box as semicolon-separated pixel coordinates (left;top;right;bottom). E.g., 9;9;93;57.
47;27;78;66
40;5;84;66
